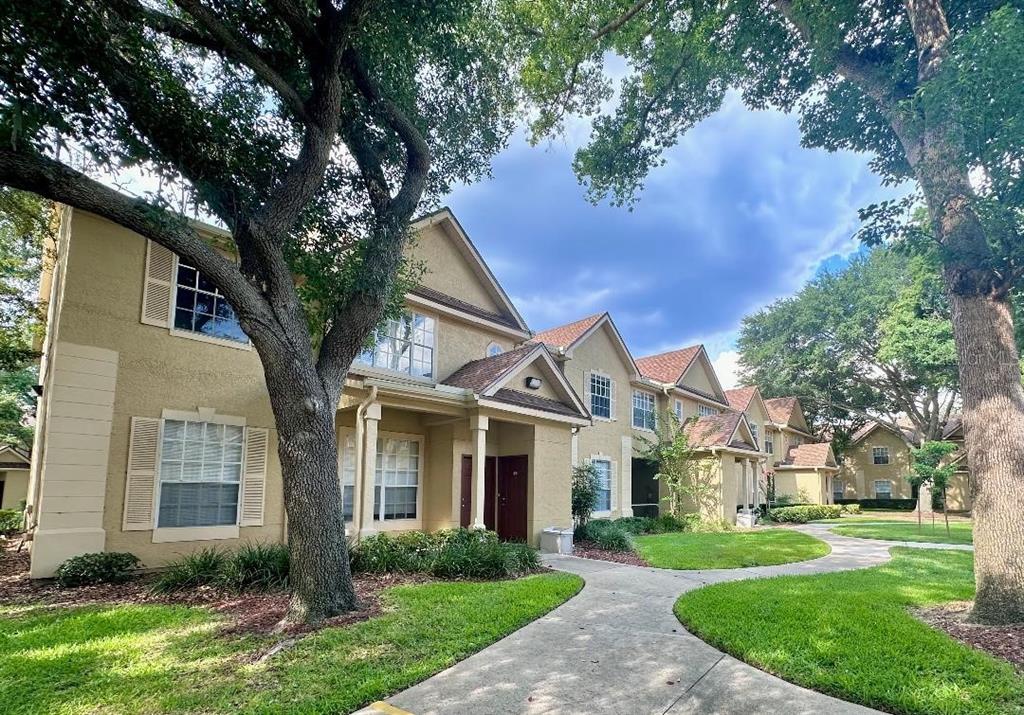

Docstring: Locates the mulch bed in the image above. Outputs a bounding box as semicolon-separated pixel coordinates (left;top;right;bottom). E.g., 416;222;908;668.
915;601;1024;671
572;540;648;567
0;537;429;637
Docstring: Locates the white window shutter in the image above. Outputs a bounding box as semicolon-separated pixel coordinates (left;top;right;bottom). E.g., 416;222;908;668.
583;371;591;409
241;427;269;527
141;240;175;326
609;379;617;421
123;416;161;530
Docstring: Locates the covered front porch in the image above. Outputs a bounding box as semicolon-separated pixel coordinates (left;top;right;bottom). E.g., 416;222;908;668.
338;383;582;545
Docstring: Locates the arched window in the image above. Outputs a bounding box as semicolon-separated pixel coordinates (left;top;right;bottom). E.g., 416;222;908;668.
486;342;503;358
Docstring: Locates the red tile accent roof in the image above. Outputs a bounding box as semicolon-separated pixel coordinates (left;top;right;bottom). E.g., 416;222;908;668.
683;412;755;451
724;386;757;412
764;397;799;425
440;345;537;392
531;313;605;350
636;345;701;383
780;442;836;468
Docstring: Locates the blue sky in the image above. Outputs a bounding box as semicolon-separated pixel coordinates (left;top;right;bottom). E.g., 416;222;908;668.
445;92;909;386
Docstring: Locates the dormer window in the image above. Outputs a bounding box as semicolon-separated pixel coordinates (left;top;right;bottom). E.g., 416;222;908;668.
357;311;435;378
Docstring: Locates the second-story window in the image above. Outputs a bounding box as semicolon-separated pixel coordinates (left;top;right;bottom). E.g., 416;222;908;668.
872;446;890;465
632;390;656;431
765;437;774;454
486;342;503;358
590;373;612;419
674;400;683;421
698;404;719;417
174;262;247;343
750;423;759;444
358;311;435;378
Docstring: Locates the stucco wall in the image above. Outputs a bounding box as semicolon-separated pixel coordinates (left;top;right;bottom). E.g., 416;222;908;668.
0;470;28;509
562;325;635;517
406;223;502;315
840;428;913;499
526;421;573;544
774;469;831;504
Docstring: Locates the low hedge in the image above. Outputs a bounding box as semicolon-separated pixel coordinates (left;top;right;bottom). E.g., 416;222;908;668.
768;504;844;523
56;552;141;588
350;528;539;579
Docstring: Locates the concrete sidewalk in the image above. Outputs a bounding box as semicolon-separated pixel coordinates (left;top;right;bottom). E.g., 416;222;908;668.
356;526;968;715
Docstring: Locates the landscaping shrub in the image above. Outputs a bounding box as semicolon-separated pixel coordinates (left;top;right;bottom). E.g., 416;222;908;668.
153;543;293;593
55;552;141;587
841;503;862;515
768;504;843;523
350;528;538;579
593;524;634;551
0;508;23;535
571;463;600;528
610;516;657;534
220;542;290;590
855;498;916;510
150;547;228;593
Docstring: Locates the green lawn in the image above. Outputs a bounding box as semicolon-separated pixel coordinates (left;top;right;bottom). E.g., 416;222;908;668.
675;549;1022;715
831;520;973;545
634;529;830;569
0;573;582;715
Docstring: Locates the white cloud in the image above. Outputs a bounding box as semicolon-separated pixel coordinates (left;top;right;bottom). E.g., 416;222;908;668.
711;349;741;390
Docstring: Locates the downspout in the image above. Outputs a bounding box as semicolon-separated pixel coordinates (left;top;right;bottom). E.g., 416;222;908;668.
352;385;378;541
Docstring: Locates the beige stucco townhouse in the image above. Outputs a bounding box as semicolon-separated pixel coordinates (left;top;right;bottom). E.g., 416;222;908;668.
839;418;971;511
756;396;839;505
530;312;644;521
25;206;591;577
634;346;767;525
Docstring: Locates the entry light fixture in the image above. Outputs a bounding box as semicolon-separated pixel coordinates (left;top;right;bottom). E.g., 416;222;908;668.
524;376;543;390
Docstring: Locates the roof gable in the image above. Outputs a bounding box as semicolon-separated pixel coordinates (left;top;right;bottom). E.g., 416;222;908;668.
409;208;528;333
764;397;811;433
684;412;758;452
678;347;728;403
441;344;589;420
0;445;29;466
636;345;700;384
533;313;640;379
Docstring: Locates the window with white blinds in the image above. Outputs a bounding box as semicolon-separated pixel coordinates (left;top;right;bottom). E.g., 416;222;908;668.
158;420;243;528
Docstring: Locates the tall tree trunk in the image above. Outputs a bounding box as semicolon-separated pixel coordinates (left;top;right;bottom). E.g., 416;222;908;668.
264;357;356;624
897;0;1024;625
947;287;1024;622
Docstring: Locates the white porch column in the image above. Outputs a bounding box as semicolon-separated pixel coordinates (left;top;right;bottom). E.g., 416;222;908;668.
748;458;757;513
470;414;488;530
358;402;381;538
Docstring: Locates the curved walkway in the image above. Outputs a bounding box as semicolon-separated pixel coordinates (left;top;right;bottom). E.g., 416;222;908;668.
357;526;970;715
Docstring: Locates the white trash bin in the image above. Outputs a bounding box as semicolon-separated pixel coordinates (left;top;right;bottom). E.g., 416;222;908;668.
540;527;574;555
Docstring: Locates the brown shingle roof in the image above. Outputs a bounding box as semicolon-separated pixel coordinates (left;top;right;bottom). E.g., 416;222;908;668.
764;397;799;425
531;313;605;350
780;442;836;468
724;386;757;412
489;388;582;417
636;345;701;383
440;345;537;392
409;285;520;330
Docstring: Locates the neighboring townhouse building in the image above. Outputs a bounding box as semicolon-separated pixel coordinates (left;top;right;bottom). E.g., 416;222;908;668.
530;313;640;520
0;446;30;509
634;346;765;524
25;206;590;577
761;396;838;504
838;418;972;511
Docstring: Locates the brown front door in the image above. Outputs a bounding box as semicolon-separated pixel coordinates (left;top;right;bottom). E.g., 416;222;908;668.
497;454;528;542
459;455;472;528
461;455;498;530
